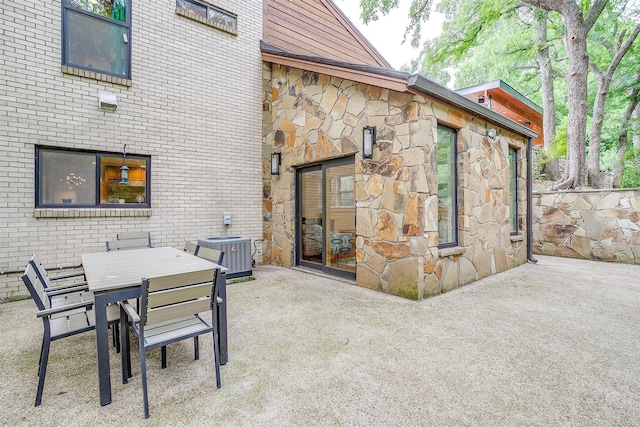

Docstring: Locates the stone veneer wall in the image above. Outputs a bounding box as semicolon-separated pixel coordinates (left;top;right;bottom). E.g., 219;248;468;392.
263;63;529;299
532;189;640;263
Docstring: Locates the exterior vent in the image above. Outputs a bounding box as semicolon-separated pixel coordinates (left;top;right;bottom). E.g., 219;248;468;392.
197;236;252;278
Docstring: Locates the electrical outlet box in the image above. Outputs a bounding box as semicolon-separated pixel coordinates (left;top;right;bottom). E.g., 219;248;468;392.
223;214;232;225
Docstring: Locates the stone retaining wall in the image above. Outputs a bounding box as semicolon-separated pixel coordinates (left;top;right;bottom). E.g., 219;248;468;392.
532;189;640;263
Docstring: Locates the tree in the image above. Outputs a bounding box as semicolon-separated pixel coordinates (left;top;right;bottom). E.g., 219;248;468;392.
612;71;640;187
586;11;640;187
360;0;640;189
519;0;608;189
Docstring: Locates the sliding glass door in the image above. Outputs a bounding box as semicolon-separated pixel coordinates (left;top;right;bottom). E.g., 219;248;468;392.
296;157;355;279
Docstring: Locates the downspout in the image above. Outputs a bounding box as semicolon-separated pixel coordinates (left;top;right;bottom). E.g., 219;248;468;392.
527;136;538;263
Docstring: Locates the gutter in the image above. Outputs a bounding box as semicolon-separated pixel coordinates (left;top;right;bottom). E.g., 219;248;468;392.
407;74;539;140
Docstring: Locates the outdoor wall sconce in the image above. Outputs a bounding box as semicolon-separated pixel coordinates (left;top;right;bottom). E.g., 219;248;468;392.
98;90;118;112
119;144;129;184
486;128;497;140
363;126;376;159
271;152;281;175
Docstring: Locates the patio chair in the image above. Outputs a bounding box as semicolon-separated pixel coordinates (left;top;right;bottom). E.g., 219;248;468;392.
194;246;225;265
20;264;119;406
28;254;121;352
120;268;222;418
28;254;89;306
106;238;151;251
183;240;198;255
116;231;152;248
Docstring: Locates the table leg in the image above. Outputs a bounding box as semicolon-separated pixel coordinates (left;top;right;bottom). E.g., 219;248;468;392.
94;293;112;406
218;272;228;365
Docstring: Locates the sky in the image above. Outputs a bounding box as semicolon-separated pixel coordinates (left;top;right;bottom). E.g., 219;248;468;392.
334;0;444;70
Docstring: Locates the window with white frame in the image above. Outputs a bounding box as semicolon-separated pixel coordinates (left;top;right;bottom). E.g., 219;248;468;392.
36;147;149;208
62;0;131;78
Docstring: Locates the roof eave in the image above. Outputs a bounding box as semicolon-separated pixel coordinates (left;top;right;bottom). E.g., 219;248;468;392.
408;74;539;139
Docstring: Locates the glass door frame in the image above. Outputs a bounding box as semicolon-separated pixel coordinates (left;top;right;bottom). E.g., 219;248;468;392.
295;156;356;280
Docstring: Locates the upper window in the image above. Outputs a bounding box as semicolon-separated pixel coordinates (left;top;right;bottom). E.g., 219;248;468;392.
62;0;131;78
509;146;519;234
176;0;237;35
36;147;150;208
437;124;458;247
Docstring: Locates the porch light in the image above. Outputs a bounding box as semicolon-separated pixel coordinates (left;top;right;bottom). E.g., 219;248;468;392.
363;126;376;159
119;144;129;184
271;152;281;175
486;128;497;139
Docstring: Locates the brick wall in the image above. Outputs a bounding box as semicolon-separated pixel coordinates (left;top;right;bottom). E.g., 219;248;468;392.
0;0;263;299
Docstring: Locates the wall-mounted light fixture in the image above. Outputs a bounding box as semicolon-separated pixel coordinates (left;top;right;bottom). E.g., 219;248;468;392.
271;152;281;175
119;144;129;184
363;126;376;159
273;77;287;89
486;128;497;139
99;90;118;112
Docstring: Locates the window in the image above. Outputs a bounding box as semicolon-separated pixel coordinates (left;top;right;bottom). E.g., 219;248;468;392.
176;0;237;35
36;147;150;208
509;146;518;234
437;124;458;247
62;0;131;78
329;175;354;208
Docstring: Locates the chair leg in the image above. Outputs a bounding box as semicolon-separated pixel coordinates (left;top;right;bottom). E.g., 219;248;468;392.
161;346;167;369
37;335;45;377
194;336;199;360
120;308;129;384
113;323;121;353
212;330;221;389
140;344;150;419
35;329;52;406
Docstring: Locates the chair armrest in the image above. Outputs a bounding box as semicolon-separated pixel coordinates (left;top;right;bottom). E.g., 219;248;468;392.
37;300;94;318
120;301;140;323
44;283;89;296
48;271;86;281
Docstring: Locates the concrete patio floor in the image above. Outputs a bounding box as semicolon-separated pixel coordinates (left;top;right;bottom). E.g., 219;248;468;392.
1;255;640;426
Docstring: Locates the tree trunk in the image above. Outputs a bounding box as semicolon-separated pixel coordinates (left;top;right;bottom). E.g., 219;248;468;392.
586;72;608;188
522;0;608;190
633;104;640;149
554;7;589;189
612;80;640;187
535;10;560;181
587;23;640;188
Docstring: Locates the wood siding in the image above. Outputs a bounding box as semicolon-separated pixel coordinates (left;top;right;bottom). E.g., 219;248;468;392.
263;0;389;68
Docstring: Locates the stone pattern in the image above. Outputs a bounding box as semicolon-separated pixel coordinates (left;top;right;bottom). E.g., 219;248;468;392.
532;189;640;263
263;64;529;299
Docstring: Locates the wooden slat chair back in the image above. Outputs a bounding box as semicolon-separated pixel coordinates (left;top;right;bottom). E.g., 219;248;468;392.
117;231;152;248
106;238;151;251
194;246;225;265
183;240;198;255
21;264;96;407
28;254;90;307
120;268;222;418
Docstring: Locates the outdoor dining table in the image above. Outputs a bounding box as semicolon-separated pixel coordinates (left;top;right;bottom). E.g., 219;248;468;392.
81;246;228;406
